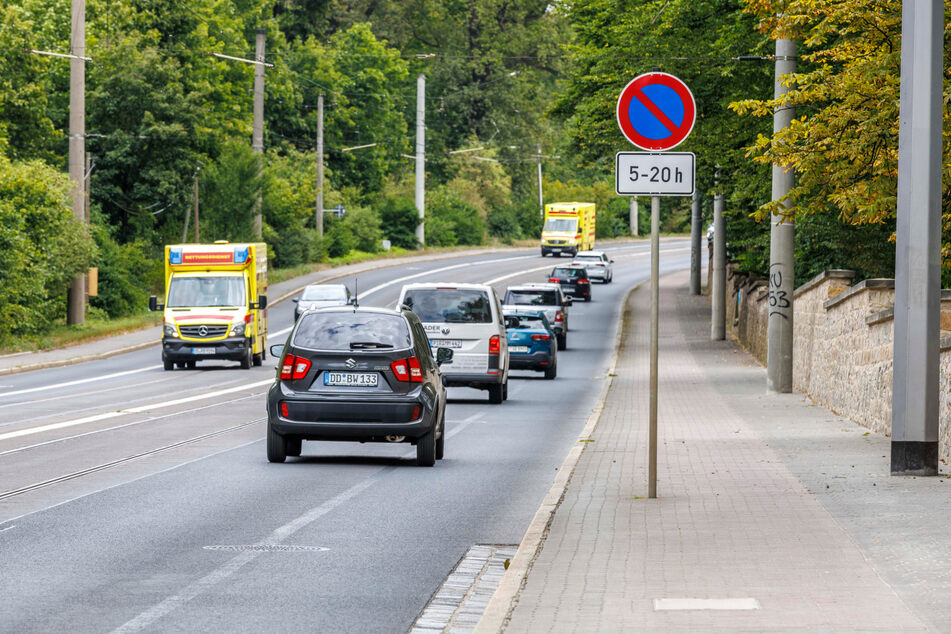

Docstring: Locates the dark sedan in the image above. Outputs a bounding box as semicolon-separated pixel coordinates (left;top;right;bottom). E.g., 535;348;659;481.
266;306;453;466
549;266;591;302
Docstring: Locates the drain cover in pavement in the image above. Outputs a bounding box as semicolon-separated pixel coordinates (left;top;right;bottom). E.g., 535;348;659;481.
203;544;329;553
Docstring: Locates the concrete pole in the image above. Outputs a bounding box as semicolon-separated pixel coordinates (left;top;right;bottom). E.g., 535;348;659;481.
689;189;701;295
891;0;942;475
766;38;796;393
711;177;725;340
648;195;660;499
537;144;544;216
414;73;425;246
251;28;265;240
315;93;324;236
630;198;639;236
67;0;86;325
193;171;200;243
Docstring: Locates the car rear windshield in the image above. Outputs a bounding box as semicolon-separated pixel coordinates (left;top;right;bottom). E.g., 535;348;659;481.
552;268;585;279
293;312;411;350
402;289;493;323
504;290;557;306
301;285;347;301
574;255;600;261
507;315;547;329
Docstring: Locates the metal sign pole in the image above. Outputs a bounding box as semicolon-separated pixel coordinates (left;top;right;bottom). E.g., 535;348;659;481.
648;195;660;499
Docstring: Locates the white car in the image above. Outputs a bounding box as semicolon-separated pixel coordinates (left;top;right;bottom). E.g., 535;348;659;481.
398;282;510;404
293;283;353;321
502;282;571;351
570;250;614;283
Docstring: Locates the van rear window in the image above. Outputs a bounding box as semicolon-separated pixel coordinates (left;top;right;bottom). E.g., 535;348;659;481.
402;289;493;323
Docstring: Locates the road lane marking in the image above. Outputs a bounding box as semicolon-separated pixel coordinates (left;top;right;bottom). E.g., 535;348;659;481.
356;254;535;300
0;365;163;399
0;379;273;442
483;246;690;286
110;419;480;634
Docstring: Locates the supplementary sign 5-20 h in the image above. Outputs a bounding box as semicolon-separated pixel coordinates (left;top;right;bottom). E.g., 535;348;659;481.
628;164;686;184
615;152;695;196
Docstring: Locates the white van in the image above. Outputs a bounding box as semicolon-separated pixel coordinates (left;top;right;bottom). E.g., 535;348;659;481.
398;283;509;404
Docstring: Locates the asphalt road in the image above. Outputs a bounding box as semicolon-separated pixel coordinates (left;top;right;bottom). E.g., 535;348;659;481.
0;240;692;633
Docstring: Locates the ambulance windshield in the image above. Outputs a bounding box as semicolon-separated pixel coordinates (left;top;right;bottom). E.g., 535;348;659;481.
168;275;246;307
544;218;577;233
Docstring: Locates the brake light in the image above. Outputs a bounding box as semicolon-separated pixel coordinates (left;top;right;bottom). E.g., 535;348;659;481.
280;354;311;380
579;278;589;284
531;334;551;341
555;311;564;322
489;335;501;354
280;402;289;417
391;357;423;383
411;404;421;420
548;277;560;283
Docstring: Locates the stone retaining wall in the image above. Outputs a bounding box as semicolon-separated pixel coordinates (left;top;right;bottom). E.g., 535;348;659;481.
724;266;951;463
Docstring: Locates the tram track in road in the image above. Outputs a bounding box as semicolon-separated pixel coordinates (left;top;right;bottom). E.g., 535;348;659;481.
0;417;265;502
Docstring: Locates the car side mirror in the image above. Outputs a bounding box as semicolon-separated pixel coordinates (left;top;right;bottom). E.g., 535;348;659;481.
436;348;454;366
610;259;615;264
270;344;284;357
348;297;357;305
292;297;299;303
148;295;164;312
251;294;267;310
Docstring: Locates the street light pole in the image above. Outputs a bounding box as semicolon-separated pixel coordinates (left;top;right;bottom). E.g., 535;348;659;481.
67;0;86;325
252;28;265;241
766;38;796;393
891;0;942;475
689;189;701;294
316;93;324;236
415;73;426;246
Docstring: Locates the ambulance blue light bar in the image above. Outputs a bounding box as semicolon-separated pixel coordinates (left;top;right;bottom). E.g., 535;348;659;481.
233;247;249;264
169;247;183;264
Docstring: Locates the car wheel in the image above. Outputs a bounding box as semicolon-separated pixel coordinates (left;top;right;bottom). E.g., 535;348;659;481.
267;423;287;463
417;429;436;466
286;437;302;457
488;383;504;404
240;345;252;369
544;360;557;380
502;380;509;401
541;248;547;257
186;360;196;369
557;333;567;351
163;357;174;371
435;411;445;460
585;294;592;302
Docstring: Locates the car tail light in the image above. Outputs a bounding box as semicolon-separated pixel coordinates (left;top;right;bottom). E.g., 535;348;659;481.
280;402;289;417
280;354;311;380
579;278;589;284
554;311;564;322
548;277;560;283
411;404;421;420
489;335;501;354
531;334;551;341
391;357;423;383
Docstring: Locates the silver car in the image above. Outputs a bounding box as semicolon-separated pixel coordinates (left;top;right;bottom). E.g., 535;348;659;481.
569;250;614;283
293;283;352;321
502;283;572;351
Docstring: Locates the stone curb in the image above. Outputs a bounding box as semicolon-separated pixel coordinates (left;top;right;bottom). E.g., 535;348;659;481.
473;278;648;634
0;247;522;377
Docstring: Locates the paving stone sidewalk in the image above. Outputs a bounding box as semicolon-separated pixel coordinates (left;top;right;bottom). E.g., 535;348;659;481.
501;270;951;633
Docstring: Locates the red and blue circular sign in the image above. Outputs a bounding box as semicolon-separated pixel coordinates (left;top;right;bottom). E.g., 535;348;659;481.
616;72;696;151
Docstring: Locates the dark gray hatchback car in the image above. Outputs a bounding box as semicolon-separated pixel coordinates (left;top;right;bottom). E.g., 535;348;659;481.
266;306;453;466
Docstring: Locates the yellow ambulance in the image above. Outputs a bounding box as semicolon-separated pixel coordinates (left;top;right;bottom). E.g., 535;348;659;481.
540;202;596;257
149;242;268;370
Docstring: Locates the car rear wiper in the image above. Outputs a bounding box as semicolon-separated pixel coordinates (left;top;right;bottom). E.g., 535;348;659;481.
349;341;394;349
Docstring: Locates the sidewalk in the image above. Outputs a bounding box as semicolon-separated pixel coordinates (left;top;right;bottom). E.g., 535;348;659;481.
479;270;951;633
0;247;518;376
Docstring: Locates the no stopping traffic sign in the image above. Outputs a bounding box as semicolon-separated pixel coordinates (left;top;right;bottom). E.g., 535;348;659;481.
616;73;696;151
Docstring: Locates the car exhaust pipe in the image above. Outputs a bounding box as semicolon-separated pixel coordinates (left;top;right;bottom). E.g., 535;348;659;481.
385;435;406;443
